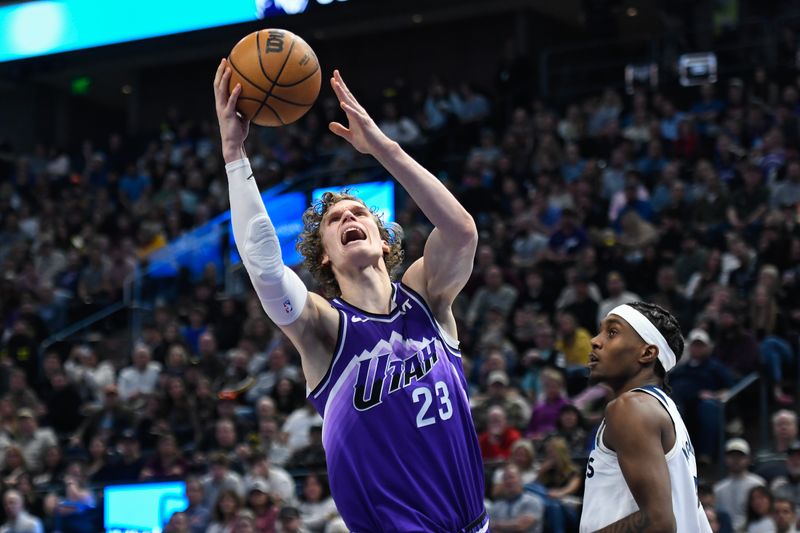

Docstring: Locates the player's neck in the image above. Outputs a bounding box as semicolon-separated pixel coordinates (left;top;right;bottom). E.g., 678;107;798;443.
612;373;662;399
336;266;393;314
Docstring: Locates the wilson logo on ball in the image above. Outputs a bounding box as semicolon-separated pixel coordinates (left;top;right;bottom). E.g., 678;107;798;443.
265;31;285;53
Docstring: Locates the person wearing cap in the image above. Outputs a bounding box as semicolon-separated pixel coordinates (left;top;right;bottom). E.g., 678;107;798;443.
15;409;56;473
580;301;712;532
770;441;800;513
670;327;734;463
714;438;766;532
277;506;309;533
245;479;278;532
471;369;531;432
69;382;134;449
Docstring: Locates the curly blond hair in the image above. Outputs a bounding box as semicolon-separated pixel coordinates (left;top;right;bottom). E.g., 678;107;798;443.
296;191;404;298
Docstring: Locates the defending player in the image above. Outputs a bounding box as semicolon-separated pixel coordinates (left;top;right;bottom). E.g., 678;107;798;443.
214;60;488;532
580;302;712;532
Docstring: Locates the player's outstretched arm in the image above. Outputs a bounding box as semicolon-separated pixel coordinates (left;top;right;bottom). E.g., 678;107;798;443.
594;394;677;533
328;70;478;313
214;59;337;389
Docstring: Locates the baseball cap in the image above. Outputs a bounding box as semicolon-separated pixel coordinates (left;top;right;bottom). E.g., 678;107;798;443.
16;408;34;419
487;370;510;386
725;437;751;455
687;328;711;345
279;506;301;520
248;479;269;494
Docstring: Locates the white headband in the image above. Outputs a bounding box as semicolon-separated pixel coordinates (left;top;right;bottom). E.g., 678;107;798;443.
607;304;677;372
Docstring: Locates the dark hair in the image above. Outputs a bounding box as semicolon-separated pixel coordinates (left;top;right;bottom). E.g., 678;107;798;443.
746;485;773;523
212;489;242;523
627;301;684;393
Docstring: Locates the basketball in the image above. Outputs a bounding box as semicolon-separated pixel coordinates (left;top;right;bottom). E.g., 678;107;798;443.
227;29;321;127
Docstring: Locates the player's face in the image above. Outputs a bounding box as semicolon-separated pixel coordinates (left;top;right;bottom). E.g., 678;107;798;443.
320;200;389;269
588;315;648;387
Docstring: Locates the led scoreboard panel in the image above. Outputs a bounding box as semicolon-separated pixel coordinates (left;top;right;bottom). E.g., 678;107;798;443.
0;0;347;63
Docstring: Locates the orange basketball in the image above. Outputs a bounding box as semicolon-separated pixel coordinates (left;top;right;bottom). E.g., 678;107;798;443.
227;29;321;127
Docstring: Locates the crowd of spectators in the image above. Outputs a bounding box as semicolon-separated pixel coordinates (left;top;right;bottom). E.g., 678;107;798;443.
3;19;800;533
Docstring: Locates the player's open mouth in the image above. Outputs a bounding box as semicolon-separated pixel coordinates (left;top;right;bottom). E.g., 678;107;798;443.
341;226;367;245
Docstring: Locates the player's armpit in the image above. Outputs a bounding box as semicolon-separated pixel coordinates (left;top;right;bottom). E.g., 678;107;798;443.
598;395;677;533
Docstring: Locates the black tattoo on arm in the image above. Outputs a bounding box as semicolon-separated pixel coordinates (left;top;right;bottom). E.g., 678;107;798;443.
595;510;650;532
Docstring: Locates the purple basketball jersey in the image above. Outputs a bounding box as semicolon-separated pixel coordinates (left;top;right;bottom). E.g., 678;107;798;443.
308;282;487;533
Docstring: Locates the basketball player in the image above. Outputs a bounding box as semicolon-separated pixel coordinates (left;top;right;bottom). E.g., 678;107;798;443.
580;302;712;532
213;60;488;532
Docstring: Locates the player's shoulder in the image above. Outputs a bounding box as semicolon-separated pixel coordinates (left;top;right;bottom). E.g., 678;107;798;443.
606;389;669;427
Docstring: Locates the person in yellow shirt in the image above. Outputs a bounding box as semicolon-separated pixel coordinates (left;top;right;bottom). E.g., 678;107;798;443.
555;311;593;367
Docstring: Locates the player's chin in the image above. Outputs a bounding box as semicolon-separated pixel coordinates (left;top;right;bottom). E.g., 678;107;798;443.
587;368;604;385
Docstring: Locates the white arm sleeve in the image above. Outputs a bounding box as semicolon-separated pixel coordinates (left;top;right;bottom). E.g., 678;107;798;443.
226;158;307;326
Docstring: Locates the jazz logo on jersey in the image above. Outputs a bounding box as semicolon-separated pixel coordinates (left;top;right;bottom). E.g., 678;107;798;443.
353;339;439;411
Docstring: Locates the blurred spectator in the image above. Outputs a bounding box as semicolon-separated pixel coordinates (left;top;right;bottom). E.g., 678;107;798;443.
491;439;539;498
140;433;187;481
596;272;640;326
466;266;518;331
472;370;531;431
42;371;83;436
714;306;761;379
64;345;114;406
479;406;521;464
535;436;582;503
670;328;733;462
0;489;42;533
183;477;211;533
550;404;588;457
554;312;592;371
285;424;325;472
377;102;423;146
700;482;734;533
117;343;161;402
744;485;776;533
297;473;338;533
526;369;571;441
15;409;56;473
715;438;766;532
201;453;244;510
488;464;544;533
206;489;242;533
245;479;278;532
772;497;797;533
276;505;308;533
770;440;800;510
71;384;133;448
243;454;295;507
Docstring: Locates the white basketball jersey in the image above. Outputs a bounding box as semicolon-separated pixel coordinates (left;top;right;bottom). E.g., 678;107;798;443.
580;386;712;533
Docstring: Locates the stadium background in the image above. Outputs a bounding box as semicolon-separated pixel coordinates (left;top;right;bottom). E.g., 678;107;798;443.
0;0;800;531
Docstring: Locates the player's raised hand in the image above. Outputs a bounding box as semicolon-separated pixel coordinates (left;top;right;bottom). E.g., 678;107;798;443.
214;58;250;163
329;70;393;156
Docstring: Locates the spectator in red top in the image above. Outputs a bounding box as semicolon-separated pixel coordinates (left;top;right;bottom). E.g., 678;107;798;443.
478;406;521;464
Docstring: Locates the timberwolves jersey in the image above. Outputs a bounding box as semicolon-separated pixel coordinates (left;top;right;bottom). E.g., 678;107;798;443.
580;386;712;533
308;282;487;533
